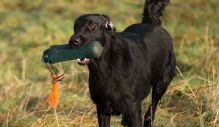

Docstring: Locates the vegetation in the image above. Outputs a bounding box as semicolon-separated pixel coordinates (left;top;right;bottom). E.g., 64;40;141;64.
0;0;218;126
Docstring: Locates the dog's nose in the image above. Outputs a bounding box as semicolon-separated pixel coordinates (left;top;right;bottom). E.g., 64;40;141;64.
74;38;80;44
69;35;81;48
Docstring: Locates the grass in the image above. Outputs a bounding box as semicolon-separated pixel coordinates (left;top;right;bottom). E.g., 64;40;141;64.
0;0;218;126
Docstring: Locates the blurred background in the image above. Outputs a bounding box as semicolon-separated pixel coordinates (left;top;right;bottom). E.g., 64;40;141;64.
0;0;218;126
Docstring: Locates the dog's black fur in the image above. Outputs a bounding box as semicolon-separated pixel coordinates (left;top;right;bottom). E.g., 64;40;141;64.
69;0;176;127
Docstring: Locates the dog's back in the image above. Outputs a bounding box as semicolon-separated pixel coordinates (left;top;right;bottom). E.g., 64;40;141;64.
122;24;174;80
120;0;175;86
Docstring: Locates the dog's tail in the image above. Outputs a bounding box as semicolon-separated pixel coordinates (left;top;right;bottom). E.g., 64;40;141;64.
142;0;170;26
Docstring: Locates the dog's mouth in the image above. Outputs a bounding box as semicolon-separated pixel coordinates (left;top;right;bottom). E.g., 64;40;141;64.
77;58;91;65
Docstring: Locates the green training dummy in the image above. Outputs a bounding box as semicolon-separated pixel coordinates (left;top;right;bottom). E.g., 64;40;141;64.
42;41;103;64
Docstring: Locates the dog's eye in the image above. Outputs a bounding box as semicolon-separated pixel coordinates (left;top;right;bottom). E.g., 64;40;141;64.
88;23;96;31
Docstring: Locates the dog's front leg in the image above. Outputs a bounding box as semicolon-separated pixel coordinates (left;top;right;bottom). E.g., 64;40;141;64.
97;112;111;127
97;106;111;127
128;110;142;127
127;102;142;127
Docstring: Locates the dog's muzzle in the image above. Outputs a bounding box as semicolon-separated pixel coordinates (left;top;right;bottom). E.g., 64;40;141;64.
77;58;91;65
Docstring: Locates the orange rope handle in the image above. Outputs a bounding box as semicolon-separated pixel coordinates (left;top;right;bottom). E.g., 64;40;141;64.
45;74;60;109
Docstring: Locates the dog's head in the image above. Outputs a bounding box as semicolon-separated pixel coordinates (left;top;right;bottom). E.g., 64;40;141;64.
69;14;115;65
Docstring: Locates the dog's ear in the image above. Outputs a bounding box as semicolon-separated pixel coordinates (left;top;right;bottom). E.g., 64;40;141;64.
102;14;114;31
105;21;114;31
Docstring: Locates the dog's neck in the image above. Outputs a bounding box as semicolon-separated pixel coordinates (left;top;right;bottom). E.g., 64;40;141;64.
88;33;130;77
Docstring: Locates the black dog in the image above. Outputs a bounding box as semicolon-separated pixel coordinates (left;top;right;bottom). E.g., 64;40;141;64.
69;0;176;126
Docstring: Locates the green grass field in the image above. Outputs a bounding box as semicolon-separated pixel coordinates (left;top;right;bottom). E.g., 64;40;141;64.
0;0;218;126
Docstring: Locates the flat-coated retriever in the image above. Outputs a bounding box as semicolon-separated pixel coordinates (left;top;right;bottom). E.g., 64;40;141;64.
69;0;176;126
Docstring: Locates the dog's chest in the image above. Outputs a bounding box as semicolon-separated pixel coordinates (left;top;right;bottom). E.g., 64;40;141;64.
89;78;130;113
